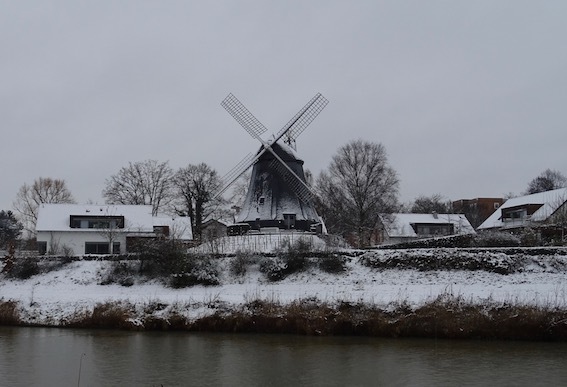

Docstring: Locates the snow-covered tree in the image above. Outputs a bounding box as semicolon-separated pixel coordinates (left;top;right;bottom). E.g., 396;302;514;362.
316;139;400;248
103;160;174;216
13;177;75;236
525;169;567;195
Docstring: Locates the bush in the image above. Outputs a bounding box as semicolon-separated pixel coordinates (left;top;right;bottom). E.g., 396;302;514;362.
230;250;255;277
380;234;475;249
99;260;139;286
473;231;521;247
168;254;220;288
260;239;315;281
137;239;188;277
360;249;524;274
279;239;310;272
318;255;347;273
519;228;539;247
7;258;39;279
259;257;287;282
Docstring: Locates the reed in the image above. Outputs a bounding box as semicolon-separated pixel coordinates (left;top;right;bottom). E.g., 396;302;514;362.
0;299;20;325
189;295;567;340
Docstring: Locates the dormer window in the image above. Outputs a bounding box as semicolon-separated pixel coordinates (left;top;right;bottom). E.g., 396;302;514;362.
70;215;125;229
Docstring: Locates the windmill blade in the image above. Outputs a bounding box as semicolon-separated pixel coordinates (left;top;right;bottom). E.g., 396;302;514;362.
263;143;319;203
221;93;268;139
213;153;256;199
274;93;329;145
268;159;315;204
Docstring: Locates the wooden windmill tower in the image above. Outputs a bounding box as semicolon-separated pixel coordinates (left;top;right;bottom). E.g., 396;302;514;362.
215;93;328;234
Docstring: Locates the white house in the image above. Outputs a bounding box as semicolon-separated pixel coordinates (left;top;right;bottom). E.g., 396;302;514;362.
377;213;475;245
478;188;567;231
36;204;192;256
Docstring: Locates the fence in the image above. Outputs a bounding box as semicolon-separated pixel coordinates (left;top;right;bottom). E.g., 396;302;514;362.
193;232;326;254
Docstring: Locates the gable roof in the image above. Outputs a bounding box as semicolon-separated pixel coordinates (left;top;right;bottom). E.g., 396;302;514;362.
36;204;192;239
380;213;475;238
36;204;154;232
477;187;567;230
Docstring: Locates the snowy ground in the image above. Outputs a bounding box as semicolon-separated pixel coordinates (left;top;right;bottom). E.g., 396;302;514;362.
2;248;567;326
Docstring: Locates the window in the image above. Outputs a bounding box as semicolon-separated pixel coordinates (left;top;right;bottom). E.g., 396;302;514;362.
70;216;124;229
85;242;120;255
502;208;526;220
413;223;454;236
494;202;500;209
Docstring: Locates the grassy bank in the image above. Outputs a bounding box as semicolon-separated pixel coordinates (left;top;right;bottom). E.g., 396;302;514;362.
2;246;567;340
2;296;567;341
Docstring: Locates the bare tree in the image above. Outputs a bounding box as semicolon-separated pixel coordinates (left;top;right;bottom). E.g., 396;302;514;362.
545;193;567;244
13;177;75;236
97;213;126;255
316;140;400;248
410;194;451;214
525;169;567;195
172;163;223;241
103;160;174;216
226;171;250;218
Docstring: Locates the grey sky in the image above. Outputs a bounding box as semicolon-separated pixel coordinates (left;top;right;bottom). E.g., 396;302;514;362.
2;1;566;213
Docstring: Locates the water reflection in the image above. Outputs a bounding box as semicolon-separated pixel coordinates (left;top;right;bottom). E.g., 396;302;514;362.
1;327;567;386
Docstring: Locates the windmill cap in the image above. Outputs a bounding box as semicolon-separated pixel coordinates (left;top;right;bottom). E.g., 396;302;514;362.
256;141;303;163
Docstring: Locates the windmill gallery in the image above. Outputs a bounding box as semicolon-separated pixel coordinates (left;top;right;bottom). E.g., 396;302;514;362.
216;93;329;236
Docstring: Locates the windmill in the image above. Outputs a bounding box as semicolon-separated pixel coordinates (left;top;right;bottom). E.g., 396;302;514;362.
216;93;329;234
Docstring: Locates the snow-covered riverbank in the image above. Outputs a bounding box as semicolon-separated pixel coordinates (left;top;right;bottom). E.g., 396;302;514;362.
2;248;567;328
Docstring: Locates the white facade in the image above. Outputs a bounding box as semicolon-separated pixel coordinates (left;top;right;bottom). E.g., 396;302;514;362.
36;204;192;256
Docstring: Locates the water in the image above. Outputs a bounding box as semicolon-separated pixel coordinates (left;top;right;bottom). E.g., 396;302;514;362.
1;327;567;386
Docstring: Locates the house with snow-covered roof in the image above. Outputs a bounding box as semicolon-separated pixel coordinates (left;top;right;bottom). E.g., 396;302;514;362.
377;213;475;245
477;188;567;232
36;204;192;256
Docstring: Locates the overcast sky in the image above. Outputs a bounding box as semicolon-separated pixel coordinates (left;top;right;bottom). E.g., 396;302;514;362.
2;1;566;213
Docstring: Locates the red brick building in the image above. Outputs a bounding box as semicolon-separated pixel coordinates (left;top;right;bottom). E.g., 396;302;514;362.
452;198;505;229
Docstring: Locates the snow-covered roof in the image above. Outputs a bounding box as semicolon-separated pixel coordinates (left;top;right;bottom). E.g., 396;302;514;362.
478;187;567;230
380;213;475;238
36;204;155;232
35;204;192;240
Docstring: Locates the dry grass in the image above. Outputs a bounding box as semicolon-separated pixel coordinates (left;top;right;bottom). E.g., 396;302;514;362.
189;296;567;340
5;296;567;341
0;299;20;325
65;301;137;329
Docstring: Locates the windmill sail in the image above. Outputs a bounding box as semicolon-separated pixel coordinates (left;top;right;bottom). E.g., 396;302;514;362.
276;93;328;150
